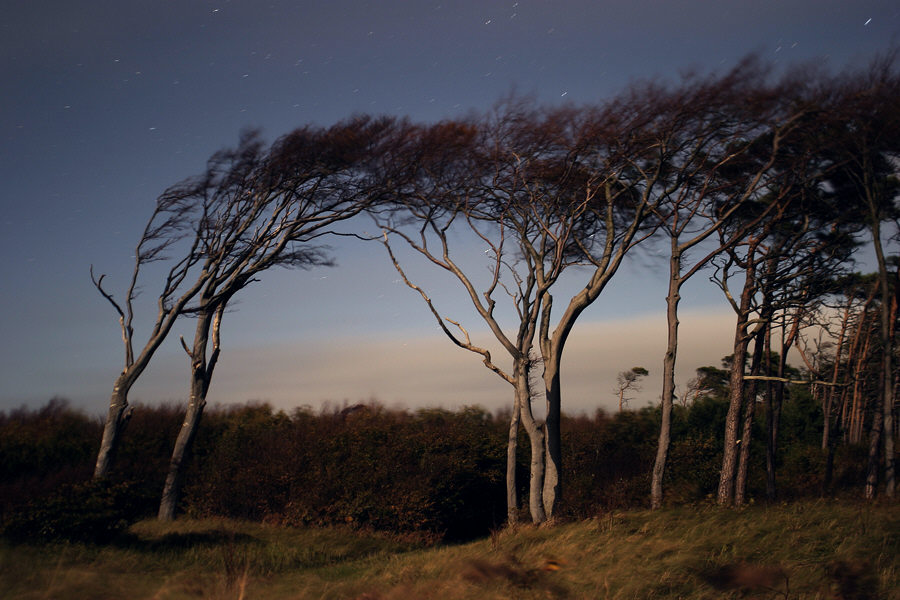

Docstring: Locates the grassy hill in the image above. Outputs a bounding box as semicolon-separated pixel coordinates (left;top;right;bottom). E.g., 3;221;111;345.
1;499;897;599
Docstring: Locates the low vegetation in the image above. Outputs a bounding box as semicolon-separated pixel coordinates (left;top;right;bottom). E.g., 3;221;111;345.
1;398;893;597
1;393;870;544
0;500;896;599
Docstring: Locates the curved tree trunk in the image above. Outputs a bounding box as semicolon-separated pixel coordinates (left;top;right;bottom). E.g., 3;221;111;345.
159;306;219;521
158;391;205;520
93;375;134;479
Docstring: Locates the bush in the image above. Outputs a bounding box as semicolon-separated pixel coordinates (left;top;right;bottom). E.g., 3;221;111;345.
2;479;153;544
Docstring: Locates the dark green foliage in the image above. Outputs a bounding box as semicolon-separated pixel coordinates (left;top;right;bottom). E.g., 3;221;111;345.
0;398;98;481
0;398;100;520
180;403;506;542
665;436;722;502
0;395;876;542
2;479;152;544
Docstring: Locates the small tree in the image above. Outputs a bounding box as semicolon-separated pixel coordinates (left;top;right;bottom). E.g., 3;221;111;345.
614;367;648;412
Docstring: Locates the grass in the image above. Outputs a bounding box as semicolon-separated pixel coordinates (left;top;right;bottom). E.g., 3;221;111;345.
0;499;897;599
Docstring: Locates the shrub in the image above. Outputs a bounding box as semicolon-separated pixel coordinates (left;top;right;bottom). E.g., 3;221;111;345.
2;479;153;544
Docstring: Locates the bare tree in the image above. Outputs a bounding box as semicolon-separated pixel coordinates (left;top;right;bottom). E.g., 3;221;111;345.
374;114;553;524
157;118;391;520
91;175;217;479
375;84;685;521
821;56;900;498
644;58;815;509
614;366;648;412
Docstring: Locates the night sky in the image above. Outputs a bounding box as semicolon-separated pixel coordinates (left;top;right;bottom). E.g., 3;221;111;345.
1;1;897;415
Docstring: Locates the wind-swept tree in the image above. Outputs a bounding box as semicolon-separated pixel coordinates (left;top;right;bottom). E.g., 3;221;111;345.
644;58;816;508
711;151;858;505
156;118;390;520
819;56;900;498
375;82;711;521
615;367;648;412
91;180;216;478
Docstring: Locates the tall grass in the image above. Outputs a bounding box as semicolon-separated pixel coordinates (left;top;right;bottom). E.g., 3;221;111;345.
1;499;896;599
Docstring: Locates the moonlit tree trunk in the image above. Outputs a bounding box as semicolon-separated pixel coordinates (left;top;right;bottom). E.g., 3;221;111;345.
718;257;757;506
92;297;202;479
735;320;768;506
506;399;521;525
651;245;681;509
158;387;206;521
94;375;134;479
516;367;547;524
159;304;221;521
542;361;561;520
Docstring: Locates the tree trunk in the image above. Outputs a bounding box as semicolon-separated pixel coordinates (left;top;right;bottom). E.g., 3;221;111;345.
870;202;895;497
158;392;205;520
159;307;218;521
506;399;521;525
865;389;884;499
542;366;561;521
517;368;546;524
718;323;750;505
851;323;874;444
718;262;756;506
651;247;681;510
93;376;133;479
736;321;767;506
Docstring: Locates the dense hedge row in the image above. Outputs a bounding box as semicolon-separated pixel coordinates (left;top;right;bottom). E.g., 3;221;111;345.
0;394;867;542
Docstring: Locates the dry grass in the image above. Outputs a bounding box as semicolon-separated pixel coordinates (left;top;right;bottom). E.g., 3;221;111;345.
1;499;897;599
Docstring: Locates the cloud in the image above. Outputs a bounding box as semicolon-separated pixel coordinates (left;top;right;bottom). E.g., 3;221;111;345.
129;308;737;416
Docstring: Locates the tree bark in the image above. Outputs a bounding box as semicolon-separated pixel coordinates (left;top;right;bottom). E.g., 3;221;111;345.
718;257;757;506
516;367;546;524
506;397;520;525
159;305;220;521
651;246;681;509
542;365;561;520
93;376;133;479
158;392;205;520
736;320;767;506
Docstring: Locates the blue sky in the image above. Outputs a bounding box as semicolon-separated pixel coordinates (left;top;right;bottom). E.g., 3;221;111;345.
1;1;897;415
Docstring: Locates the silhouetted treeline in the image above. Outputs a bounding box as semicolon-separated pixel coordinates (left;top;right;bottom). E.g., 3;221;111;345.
0;394;869;542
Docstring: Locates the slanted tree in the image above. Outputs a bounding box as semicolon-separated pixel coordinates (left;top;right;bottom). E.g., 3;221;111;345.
645;58;815;509
91;174;218;479
375;87;673;522
157;118;391;520
820;56;900;499
615;367;648;412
